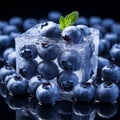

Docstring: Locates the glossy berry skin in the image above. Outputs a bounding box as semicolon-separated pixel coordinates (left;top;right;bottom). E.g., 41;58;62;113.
40;21;61;39
0;35;11;48
73;82;95;102
23;18;37;31
96;81;119;103
77;25;91;36
101;64;120;82
62;26;83;44
2;25;19;35
58;50;81;71
28;75;45;94
37;61;59;80
38;43;61;61
110;44;120;60
18;60;38;79
6;75;28;96
57;71;78;91
36;82;59;105
19;44;38;60
0;65;16;82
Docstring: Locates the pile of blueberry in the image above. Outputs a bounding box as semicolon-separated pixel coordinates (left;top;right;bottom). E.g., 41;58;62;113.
0;10;120;107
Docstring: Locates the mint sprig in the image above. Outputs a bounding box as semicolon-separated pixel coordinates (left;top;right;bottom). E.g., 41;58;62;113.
59;11;79;31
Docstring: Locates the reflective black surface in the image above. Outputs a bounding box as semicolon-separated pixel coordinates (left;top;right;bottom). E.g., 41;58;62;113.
0;83;120;120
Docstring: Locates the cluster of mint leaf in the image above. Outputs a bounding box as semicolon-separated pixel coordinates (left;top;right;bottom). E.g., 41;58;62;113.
59;11;79;31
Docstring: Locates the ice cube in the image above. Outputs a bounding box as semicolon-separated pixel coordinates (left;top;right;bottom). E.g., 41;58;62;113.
15;23;99;97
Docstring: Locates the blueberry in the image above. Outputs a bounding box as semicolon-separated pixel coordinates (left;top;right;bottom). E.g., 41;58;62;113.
36;104;58;120
0;65;16;82
96;81;119;103
98;57;110;71
110;44;120;60
38;42;61;61
89;16;102;26
0;21;8;30
75;16;88;25
58;50;81;71
73;82;95;102
77;25;91;36
3;47;14;60
2;25;19;35
37;61;59;80
0;57;6;68
19;44;38;60
7;51;16;68
4;73;16;86
0;35;11;48
47;10;62;23
18;60;38;79
36;82;59;105
23;18;37;31
104;33;118;45
101;64;120;82
98;40;105;54
9;16;23;27
62;26;83;44
6;75;28;96
40;21;61;39
96;102;118;119
102;18;115;29
57;71;78;91
28;75;45;94
112;23;120;36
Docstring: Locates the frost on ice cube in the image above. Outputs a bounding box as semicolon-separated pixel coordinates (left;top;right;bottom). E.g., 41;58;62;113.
15;23;99;91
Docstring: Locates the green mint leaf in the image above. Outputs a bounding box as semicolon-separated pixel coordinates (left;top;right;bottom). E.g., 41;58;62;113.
59;16;65;31
59;11;79;31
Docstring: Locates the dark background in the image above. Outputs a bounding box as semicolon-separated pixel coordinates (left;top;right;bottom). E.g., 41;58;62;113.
0;0;120;21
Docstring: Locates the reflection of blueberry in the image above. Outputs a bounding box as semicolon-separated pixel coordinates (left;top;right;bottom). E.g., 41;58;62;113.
96;81;119;103
38;42;61;61
73;82;95;102
40;21;61;38
57;71;78;91
18;60;38;79
58;50;81;71
62;26;83;44
19;44;38;60
36;82;59;105
7;75;28;96
101;64;120;82
72;101;95;116
37;61;59;80
36;104;58;120
96;102;118;119
5;93;28;110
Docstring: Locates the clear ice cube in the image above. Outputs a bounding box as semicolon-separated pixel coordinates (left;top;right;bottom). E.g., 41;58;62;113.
15;23;99;98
